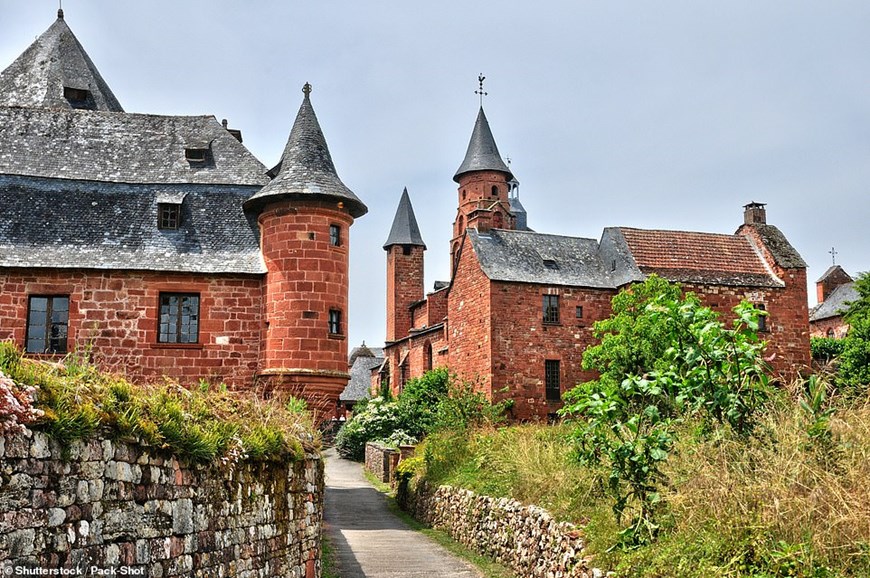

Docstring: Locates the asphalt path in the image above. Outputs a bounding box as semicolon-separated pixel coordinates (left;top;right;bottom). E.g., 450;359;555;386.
323;447;483;578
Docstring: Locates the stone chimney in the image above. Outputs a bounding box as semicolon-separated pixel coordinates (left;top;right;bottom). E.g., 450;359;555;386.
743;202;767;225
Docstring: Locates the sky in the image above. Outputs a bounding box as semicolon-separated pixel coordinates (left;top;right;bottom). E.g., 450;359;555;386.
2;1;869;350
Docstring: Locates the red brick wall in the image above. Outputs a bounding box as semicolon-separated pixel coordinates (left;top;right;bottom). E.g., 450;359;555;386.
810;316;849;339
0;269;262;387
257;200;354;406
386;245;424;342
489;283;614;420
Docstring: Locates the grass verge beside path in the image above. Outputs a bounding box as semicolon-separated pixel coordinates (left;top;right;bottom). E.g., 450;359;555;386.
362;471;515;578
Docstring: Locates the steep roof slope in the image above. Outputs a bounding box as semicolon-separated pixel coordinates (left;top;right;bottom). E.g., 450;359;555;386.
810;282;859;322
384;188;426;249
0;12;123;112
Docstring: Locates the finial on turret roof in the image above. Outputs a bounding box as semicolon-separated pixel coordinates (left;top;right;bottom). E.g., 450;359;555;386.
58;0;64;19
302;82;312;99
475;74;487;107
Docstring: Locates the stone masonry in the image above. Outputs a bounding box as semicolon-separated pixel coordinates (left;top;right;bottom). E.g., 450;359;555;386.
0;429;324;578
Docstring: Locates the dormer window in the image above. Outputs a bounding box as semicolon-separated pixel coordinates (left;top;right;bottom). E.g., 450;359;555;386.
158;204;180;229
64;86;90;108
156;192;187;230
543;259;559;270
185;147;208;163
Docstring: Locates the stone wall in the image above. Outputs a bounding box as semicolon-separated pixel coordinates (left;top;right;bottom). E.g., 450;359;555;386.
399;479;602;578
364;442;395;483
0;429;323;577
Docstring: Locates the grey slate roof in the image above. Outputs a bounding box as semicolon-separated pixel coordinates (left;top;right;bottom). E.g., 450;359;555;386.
245;87;367;218
0;175;265;274
0;107;269;186
744;224;807;269
384;187;426;249
341;353;383;402
0;13;123;112
810;282;859;322
454;107;513;182
467;228;615;288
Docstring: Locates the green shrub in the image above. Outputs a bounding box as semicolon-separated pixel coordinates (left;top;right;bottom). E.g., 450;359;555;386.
810;337;845;362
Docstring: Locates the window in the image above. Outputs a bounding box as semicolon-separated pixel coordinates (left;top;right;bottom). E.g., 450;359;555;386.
329;224;341;247
576;306;584;319
26;296;69;354
158;203;180;229
491;185;499;197
328;309;342;335
402;245;412;256
185;148;208;163
826;328;835;338
63;86;90;107
545;360;561;402
757;304;768;332
424;341;433;371
158;293;199;343
543;259;559;270
543;294;560;324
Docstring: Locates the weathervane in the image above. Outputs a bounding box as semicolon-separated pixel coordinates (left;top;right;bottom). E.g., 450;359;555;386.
829;246;838;265
475;74;487;106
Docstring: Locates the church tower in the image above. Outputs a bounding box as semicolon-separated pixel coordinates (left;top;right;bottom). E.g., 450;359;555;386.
384;188;426;342
451;103;515;271
244;84;367;412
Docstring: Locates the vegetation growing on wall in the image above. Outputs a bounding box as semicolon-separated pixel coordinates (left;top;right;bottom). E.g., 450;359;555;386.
0;341;317;463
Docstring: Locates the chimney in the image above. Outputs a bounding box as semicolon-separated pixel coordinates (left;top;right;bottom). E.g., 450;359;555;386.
743;202;767;225
222;118;243;143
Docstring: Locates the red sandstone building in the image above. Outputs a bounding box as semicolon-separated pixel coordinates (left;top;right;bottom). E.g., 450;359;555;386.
378;107;810;420
810;265;859;338
0;13;366;415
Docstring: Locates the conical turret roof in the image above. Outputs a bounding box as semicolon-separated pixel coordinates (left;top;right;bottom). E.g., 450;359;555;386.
384;188;426;249
0;11;123;111
454;107;512;183
245;84;367;218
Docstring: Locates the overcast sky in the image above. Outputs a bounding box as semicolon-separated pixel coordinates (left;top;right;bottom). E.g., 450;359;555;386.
2;1;869;350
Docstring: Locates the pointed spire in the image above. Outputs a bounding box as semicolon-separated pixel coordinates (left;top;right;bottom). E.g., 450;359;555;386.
245;84;367;217
0;15;123;111
384;188;426;249
454;107;513;183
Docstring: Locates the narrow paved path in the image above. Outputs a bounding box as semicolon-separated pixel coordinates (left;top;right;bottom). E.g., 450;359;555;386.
323;448;482;578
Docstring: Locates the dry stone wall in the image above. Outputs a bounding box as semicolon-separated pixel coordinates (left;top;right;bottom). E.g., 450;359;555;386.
400;479;603;578
0;429;323;578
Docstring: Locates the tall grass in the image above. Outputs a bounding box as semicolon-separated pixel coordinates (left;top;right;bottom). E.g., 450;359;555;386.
416;396;870;577
0;341;315;463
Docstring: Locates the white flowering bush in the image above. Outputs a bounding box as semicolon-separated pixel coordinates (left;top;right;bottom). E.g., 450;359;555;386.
334;396;402;460
0;369;43;434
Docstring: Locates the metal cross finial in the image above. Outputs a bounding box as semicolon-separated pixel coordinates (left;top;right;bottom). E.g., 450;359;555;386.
58;0;64;19
475;74;487;106
302;82;312;98
829;246;838;265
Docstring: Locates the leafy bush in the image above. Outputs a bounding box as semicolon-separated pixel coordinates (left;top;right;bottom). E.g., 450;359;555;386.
810;337;845;362
334;396;403;460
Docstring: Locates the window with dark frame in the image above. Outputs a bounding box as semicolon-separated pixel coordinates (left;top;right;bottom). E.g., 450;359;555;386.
329;224;341;247
757;304;768;332
576;305;584;319
158;293;199;343
185;148;208;163
328;309;342;335
158;203;180;230
26;296;69;354
543;294;560;324
545;360;561;402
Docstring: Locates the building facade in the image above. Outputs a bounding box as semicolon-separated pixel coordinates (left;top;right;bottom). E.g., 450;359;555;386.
379;106;810;420
809;265;859;339
0;12;367;416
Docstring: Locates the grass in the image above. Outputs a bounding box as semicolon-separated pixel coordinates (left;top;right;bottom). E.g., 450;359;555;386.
0;341;318;463
320;531;339;578
362;470;514;578
412;394;870;578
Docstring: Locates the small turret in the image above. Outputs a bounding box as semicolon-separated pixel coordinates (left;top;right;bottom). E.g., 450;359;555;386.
385;188;426;342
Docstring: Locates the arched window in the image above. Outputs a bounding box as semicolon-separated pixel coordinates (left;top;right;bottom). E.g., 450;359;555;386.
491;185;499;197
826;328;835;338
424;341;433;371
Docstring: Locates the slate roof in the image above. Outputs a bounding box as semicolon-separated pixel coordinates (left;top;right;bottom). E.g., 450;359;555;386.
616;227;783;287
384;188;426;249
245;86;367;218
454;107;513;182
0;13;123;112
810;282;859;322
341;353;383;402
467;228;614;288
0;175;265;274
744;224;807;269
0;108;268;186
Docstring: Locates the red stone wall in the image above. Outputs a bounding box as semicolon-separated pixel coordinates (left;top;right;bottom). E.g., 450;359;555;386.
257;200;354;411
426;288;449;327
0;269;262;387
810;316;849;339
386;245;424;341
489;283;614;421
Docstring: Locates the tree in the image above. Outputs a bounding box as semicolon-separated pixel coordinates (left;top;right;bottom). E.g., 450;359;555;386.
561;276;771;547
